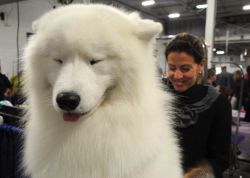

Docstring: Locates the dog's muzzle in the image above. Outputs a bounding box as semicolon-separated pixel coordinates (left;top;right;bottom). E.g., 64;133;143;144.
56;92;83;122
56;92;80;111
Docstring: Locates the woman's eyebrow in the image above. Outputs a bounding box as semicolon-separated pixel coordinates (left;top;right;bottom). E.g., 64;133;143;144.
180;64;192;68
168;64;176;66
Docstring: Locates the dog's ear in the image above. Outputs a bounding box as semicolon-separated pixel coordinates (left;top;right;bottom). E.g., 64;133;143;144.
129;12;162;41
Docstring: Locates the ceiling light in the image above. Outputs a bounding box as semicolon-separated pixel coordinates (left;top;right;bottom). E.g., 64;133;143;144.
213;48;216;51
243;4;250;10
167;35;176;38
216;50;225;55
244;49;248;56
196;4;208;9
141;0;155;6
168;13;180;18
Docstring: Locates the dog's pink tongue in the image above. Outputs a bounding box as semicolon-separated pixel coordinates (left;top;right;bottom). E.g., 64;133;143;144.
63;114;81;122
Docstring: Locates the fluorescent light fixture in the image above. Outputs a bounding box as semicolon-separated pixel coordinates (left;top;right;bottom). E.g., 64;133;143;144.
244;49;248;56
196;4;208;9
168;13;180;18
243;4;250;10
216;50;225;55
142;0;155;6
167;35;175;38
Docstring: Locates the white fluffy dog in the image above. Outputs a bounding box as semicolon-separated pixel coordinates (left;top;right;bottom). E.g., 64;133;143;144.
23;4;182;178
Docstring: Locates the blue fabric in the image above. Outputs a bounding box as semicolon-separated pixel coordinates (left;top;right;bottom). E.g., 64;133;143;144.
231;133;245;145
0;124;27;178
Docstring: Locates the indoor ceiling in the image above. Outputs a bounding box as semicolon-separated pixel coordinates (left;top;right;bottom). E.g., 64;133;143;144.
93;0;250;56
92;0;250;22
1;0;249;56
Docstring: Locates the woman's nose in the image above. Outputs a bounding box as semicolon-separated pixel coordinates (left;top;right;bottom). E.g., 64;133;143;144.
174;70;183;79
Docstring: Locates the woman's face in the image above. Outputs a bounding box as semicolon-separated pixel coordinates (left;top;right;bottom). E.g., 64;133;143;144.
166;52;204;92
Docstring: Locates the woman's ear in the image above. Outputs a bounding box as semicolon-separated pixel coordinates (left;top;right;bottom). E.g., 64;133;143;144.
198;59;206;72
200;59;206;68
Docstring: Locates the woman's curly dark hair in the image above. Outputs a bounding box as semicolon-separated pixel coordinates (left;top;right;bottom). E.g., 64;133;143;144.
165;33;206;64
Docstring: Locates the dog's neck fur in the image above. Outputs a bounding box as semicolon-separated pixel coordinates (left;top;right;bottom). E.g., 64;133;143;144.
25;93;172;178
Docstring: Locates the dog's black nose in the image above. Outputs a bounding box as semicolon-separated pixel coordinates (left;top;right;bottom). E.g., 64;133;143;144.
56;92;80;111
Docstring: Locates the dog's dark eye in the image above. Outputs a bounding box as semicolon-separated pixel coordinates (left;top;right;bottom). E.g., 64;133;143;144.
90;60;102;65
54;58;63;64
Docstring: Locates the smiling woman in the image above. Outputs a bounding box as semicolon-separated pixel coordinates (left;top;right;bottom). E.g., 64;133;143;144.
167;51;204;92
163;33;232;178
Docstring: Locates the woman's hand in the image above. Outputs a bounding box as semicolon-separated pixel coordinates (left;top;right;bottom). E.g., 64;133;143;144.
184;167;214;178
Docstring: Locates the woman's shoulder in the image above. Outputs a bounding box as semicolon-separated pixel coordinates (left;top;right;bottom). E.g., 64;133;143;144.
211;89;231;109
217;93;231;104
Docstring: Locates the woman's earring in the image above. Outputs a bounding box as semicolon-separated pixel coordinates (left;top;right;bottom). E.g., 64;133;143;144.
196;71;203;84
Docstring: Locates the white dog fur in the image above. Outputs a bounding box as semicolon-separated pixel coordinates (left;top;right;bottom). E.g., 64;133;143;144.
23;4;182;178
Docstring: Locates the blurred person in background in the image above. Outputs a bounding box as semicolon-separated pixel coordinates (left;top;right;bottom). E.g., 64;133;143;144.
207;68;219;92
243;66;250;122
0;65;12;101
244;65;250;80
216;66;233;97
11;71;25;105
231;70;242;110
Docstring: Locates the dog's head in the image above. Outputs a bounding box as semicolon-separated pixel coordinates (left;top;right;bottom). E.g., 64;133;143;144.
23;4;162;122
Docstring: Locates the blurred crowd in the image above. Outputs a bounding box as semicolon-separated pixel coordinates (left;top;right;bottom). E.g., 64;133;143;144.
207;65;250;122
0;66;25;106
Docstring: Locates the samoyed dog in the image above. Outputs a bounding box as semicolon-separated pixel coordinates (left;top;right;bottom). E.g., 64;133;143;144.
23;4;182;178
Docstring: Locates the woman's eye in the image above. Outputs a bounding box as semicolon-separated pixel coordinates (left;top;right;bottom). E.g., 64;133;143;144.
168;66;176;71
54;58;63;64
180;67;190;73
90;60;102;65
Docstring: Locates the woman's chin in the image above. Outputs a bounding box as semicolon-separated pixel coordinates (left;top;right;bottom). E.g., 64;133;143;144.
173;85;187;93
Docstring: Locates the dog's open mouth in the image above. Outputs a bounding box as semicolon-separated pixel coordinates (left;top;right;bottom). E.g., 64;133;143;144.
63;112;88;122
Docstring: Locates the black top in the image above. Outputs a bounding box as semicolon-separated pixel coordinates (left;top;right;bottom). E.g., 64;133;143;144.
163;79;231;178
